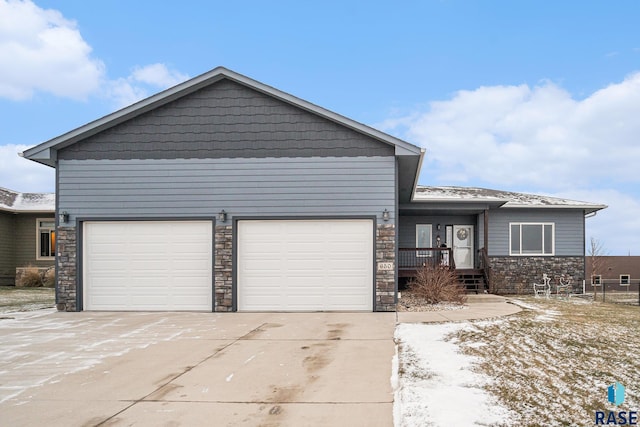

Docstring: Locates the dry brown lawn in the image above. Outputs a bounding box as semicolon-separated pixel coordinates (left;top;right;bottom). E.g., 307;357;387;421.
454;296;640;425
0;286;55;314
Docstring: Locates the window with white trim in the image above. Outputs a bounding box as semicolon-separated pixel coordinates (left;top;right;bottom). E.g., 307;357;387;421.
37;219;55;260
416;224;432;257
620;274;630;285
510;223;554;255
591;275;601;285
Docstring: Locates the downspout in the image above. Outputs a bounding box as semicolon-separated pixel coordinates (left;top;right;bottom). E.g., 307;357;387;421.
483;209;489;254
483;209;490;292
583;209;594;292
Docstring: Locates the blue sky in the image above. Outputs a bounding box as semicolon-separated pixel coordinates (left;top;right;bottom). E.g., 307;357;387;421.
1;0;639;254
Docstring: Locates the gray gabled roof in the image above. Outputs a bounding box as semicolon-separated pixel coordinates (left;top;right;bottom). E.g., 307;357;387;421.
413;186;607;214
0;187;55;213
22;67;423;167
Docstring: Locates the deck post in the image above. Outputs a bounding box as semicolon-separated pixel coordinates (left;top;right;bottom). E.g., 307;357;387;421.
483;209;489;253
483;209;490;292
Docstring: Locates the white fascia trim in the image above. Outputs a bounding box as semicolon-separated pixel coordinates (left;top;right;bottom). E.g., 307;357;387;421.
409;149;426;202
503;203;607;209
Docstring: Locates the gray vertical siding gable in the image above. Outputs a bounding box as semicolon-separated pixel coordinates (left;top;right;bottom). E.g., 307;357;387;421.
58;79;394;160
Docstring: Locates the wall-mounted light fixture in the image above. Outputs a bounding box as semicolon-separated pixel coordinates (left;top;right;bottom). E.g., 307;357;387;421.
218;209;227;223
61;211;69;224
437;223;441;231
382;209;390;221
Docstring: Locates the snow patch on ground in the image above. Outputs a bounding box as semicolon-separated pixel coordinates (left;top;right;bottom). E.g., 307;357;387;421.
394;323;514;426
0;310;208;403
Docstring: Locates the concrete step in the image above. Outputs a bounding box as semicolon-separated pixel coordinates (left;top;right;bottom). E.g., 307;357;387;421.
465;294;506;303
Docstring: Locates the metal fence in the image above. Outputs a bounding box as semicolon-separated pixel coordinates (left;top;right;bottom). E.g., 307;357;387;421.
585;279;640;306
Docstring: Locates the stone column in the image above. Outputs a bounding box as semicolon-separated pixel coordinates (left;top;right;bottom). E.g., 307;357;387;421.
376;223;396;311
214;225;233;311
56;226;77;311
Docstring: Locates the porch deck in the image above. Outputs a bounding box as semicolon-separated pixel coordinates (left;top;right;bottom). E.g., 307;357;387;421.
398;248;487;293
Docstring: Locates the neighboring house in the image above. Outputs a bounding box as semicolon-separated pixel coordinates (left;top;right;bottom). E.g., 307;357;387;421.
585;256;640;292
22;67;606;312
0;187;56;286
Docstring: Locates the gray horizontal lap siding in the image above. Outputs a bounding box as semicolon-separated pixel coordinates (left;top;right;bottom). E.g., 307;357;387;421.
58;79;393;160
488;209;584;256
399;215;476;247
58;157;396;222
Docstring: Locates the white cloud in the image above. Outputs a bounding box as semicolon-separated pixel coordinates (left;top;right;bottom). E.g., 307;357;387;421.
0;1;188;107
106;64;190;108
381;73;640;190
131;63;189;88
0;144;54;192
103;77;149;110
379;74;640;255
557;188;640;256
0;0;104;100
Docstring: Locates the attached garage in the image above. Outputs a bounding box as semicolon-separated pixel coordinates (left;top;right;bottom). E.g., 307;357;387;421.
237;219;374;311
25;67;409;312
82;221;213;311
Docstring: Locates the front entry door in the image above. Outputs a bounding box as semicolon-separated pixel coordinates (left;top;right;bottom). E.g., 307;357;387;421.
453;225;474;269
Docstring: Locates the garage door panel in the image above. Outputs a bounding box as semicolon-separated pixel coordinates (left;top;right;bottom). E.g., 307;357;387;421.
238;219;373;311
84;221;212;311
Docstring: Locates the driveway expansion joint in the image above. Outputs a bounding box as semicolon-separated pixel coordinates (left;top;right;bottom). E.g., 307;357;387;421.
95;322;271;426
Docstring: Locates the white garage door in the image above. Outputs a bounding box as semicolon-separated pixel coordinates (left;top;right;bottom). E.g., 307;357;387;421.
83;221;213;311
237;219;373;311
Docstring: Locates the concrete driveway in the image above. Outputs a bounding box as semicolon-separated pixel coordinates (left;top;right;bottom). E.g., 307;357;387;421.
0;310;396;426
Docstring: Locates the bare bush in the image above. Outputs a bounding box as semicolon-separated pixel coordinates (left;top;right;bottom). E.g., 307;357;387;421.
43;267;55;287
17;266;43;288
408;265;467;304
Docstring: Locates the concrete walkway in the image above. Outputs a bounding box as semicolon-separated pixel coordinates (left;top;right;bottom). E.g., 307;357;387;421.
0;297;520;426
396;294;522;323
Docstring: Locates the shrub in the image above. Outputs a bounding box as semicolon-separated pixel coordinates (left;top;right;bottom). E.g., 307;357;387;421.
43;267;55;287
17;266;44;287
408;265;467;304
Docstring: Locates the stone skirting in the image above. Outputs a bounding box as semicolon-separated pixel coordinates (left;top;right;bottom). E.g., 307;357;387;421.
214;225;233;311
489;256;585;294
376;223;396;311
56;226;77;311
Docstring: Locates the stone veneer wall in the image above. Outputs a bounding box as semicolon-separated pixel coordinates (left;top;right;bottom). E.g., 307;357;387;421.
490;256;584;294
56;226;77;311
214;224;233;311
376;223;396;311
